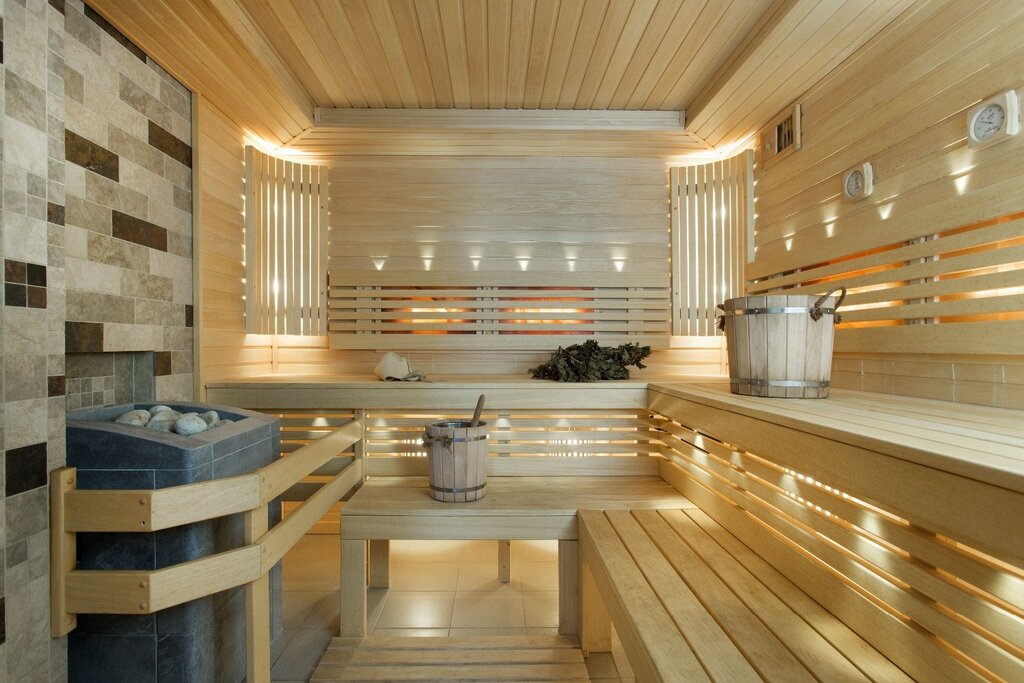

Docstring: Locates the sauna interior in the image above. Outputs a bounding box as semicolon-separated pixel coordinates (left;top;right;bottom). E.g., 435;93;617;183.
1;0;1023;681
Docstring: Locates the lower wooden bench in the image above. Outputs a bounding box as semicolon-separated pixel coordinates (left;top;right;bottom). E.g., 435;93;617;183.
579;508;912;683
311;635;589;681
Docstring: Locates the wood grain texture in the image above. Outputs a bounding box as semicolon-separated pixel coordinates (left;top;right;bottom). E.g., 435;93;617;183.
749;1;1024;361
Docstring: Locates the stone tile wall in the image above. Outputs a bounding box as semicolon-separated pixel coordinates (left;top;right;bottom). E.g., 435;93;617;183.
62;0;193;402
0;1;193;680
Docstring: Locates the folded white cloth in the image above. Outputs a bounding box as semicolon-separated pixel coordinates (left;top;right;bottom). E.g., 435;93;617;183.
374;352;427;381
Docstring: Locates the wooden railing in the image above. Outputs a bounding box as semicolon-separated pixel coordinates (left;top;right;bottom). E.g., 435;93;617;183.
50;418;364;683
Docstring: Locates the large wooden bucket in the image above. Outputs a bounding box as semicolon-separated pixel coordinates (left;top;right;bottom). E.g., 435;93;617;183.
423;420;489;502
718;288;846;398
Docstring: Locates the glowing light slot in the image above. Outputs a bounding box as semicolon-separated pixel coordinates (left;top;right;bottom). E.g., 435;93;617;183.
422;258;432;271
954;175;970;195
518;259;530;271
878;203;894;220
470;259;481;271
825;222;836;237
613;259;625;272
372;259;385;271
567;259;576;272
785;238;794;251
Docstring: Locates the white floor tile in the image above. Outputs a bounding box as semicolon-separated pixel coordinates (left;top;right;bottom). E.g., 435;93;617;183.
374;591;456;629
451;592;526;628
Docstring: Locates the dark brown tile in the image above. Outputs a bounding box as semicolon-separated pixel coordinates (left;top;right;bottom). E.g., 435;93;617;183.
48;202;65;226
5;283;27;307
66;129;119;181
84;4;145;61
5;442;48;496
5;259;26;283
49;0;66;15
155;351;172;376
111;210;167;252
148;120;192;168
185;304;194;328
48;375;66;397
26;263;46;286
66;321;104;353
26;286;47;309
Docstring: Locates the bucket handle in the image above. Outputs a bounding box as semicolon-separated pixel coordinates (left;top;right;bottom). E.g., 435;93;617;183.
715;285;847;329
810;286;847;323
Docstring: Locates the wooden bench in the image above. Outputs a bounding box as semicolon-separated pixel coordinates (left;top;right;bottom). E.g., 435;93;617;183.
579;508;911;682
625;382;1024;683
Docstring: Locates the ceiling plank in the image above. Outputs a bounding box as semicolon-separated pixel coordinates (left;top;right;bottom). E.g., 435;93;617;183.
315;0;388;107
487;0;512;107
538;0;585;108
413;0;456;107
315;108;686;131
522;0;560;108
464;0;491;107
364;0;425;108
389;0;439;108
573;0;635;108
590;0;663;109
438;0;473;107
506;0;536;108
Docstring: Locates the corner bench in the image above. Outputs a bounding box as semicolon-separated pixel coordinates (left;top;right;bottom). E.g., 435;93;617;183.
579;508;911;682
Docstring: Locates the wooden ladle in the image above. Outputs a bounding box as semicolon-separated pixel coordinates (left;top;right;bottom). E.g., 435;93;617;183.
470;394;486;428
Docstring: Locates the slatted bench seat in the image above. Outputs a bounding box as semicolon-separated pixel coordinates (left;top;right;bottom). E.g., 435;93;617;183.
579;508;911;682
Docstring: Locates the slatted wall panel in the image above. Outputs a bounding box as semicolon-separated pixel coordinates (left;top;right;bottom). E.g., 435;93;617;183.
750;1;1024;361
196;98;274;384
654;414;1024;683
327;271;670;350
326;156;671;351
245;146;329;335
671;151;753;336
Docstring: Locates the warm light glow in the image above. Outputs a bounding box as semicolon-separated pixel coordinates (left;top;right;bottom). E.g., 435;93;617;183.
566;259;576;271
613;259;625;272
825;222;835;237
422;258;432;271
373;259;385;271
518;259;530;271
785;238;794;251
878;203;894;219
954;175;970;194
470;259;481;271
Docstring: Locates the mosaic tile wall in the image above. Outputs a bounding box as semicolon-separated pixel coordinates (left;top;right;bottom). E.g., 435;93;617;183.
1;1;193;679
1;0;69;679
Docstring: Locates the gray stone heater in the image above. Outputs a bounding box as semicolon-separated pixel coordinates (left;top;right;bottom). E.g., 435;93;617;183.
65;403;284;683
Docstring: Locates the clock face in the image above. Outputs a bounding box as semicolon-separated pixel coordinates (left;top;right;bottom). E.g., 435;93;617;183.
972;103;1006;141
845;170;864;197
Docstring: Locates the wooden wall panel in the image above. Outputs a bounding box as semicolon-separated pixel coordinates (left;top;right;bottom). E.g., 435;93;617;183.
196;97;273;388
748;0;1024;407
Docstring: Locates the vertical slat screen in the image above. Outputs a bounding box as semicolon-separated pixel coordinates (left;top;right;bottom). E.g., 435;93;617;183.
671;151;753;336
245;146;328;335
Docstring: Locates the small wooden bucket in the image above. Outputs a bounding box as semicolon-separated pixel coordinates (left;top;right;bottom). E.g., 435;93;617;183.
718;288;846;398
423;420;489;502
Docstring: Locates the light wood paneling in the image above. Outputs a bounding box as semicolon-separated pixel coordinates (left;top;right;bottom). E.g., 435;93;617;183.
671;151;753;335
686;0;916;149
196;97;273;386
235;0;775;112
748;0;1024;393
245;147;329;335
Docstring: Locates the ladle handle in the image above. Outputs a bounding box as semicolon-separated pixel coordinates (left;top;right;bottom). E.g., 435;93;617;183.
470;394;486;428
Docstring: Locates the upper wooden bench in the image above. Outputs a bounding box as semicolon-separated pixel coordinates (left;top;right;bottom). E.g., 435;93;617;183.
642;383;1024;683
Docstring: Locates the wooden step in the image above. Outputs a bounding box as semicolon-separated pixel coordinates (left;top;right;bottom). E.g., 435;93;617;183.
311;635;589;681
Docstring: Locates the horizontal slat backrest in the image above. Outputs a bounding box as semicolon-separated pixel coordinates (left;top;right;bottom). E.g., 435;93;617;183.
327;271;671;350
651;394;1024;683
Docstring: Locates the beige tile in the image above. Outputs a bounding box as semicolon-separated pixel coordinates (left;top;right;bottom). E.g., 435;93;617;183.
269;628;333;682
448;627;527;637
456;562;522;593
371;628;449;638
525;627;560;636
391;539;498;563
451;593;525;628
282;558;340;592
374;592;455;629
510;539;558;562
282;591;326;629
513;562;559;591
523;591;558;628
390;561;462;591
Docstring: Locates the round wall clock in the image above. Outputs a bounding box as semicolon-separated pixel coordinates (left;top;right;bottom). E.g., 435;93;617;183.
968;90;1020;149
842;162;873;200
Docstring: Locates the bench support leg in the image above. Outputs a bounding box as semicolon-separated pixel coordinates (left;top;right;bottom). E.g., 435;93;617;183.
368;539;390;588
558;539;579;635
498;540;511;582
581;560;611;654
341;539;367;636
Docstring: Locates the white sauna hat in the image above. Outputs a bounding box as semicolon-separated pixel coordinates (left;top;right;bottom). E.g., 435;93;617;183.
374;352;426;381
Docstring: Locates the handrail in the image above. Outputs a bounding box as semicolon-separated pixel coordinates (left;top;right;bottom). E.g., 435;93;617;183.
50;416;365;683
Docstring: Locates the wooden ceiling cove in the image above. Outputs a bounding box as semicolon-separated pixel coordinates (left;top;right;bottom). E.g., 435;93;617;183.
92;0;915;155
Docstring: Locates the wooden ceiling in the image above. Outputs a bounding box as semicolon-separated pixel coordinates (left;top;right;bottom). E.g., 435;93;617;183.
93;0;916;155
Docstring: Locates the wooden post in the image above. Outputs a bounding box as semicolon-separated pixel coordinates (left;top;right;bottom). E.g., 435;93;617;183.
498;540;511;583
368;540;390;588
580;559;611;654
244;506;271;683
50;468;78;637
341;539;367;636
558;539;579;635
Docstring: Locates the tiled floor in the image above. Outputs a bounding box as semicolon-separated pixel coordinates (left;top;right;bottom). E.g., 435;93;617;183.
270;534;623;682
